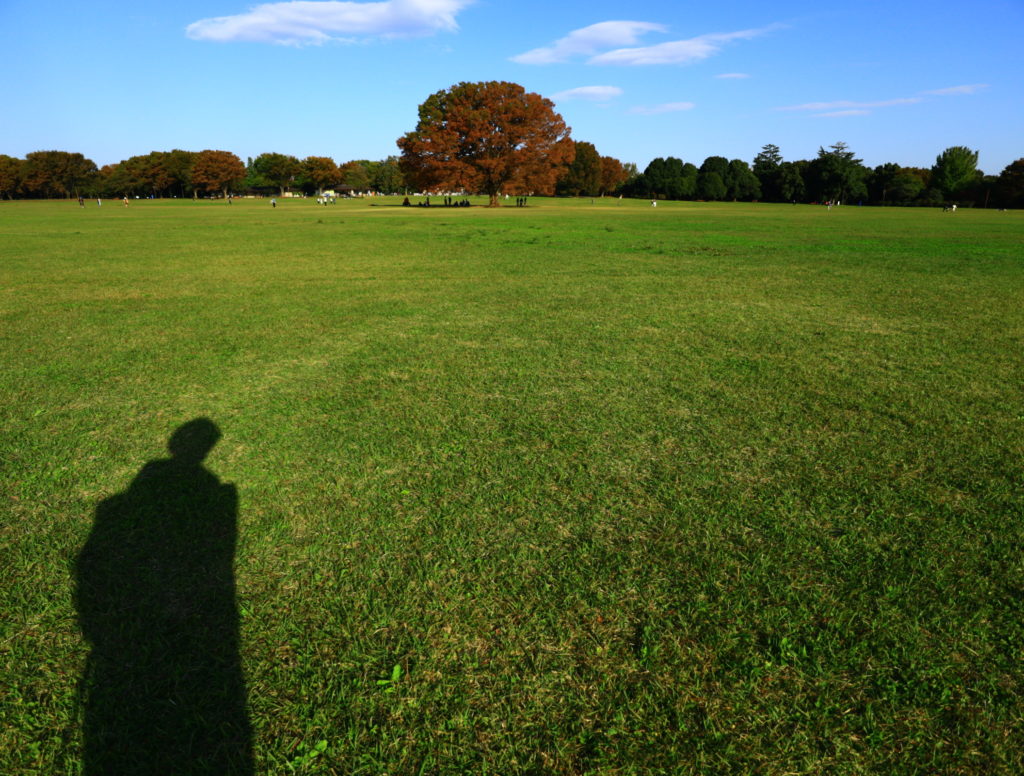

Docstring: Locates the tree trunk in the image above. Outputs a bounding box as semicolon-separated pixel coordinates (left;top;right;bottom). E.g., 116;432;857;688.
488;192;499;207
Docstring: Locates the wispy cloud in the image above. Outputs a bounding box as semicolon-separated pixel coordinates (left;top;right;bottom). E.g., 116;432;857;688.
511;21;665;65
922;83;989;96
778;82;989;118
550;85;624;102
589;25;779;66
629;102;696;115
716;72;750;79
778;98;923;112
816;109;871;118
186;0;473;45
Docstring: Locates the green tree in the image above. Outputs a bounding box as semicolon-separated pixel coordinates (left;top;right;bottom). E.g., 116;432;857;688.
339;160;372;191
557;141;602;197
251;153;301;196
889;171;925;204
752;144;783;201
397;81;573;206
931;146;980;202
697;170;727;201
778;161;806;202
812;142;867;203
869;163;901;205
995;158;1024;208
728;159;761;201
371;156;406;194
699;156;732;194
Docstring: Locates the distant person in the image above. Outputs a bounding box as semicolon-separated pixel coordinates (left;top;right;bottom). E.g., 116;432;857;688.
651;200;657;207
271;198;276;208
78;196;85;207
97;198;102;207
402;197;411;206
123;196;129;207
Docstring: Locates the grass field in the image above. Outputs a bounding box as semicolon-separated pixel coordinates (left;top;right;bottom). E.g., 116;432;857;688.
1;196;1022;774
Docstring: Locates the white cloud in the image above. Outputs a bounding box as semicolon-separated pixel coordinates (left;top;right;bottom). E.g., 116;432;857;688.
629;102;696;115
922;83;989;96
186;0;473;45
511;21;665;65
589;25;778;66
815;109;870;118
778;98;922;112
550;85;624;102
716;72;750;79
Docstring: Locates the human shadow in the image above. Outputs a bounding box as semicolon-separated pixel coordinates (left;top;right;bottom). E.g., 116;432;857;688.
75;419;252;775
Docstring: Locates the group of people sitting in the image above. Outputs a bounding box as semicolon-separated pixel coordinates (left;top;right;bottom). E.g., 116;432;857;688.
402;196;472;208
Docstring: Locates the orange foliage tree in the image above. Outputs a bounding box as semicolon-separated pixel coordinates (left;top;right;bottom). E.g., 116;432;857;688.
397;81;573;206
191;150;245;198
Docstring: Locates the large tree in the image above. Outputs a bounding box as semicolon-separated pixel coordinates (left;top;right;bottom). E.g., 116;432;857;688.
21;151;97;198
370;156;406;194
397;81;573;206
728;159;761;201
251;153;301;196
812;142;867;203
301;156;338;195
931;146;980;201
752;144;783;201
191;150;245;198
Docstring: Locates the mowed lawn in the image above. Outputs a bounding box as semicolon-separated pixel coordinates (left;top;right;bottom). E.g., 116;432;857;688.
1;197;1022;774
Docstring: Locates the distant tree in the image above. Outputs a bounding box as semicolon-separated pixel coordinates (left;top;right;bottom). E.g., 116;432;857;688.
0;154;24;199
728;159;761;201
752;144;783;201
598;156;628;196
931;146;980;201
778;161;806;202
251;153;301;196
244;157;274;194
699;156;732;192
889;171;925;204
558;141;602;197
697;170;727;200
338;160;372;191
869;163;901;205
301;156;338;195
21;151;98;198
191;150;245;198
162;150;197;198
812;142;867;203
642;158;669;198
397;81;573;206
642;157;693;199
995;158;1024;208
370;156;406;194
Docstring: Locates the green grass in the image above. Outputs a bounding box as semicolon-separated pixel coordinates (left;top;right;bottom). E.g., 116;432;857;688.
1;197;1022;774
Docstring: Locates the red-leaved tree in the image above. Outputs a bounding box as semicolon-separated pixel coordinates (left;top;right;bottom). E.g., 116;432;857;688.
397;81;573;206
191;150;245;198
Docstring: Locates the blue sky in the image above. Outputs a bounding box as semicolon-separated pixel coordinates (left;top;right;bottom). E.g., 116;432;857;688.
2;0;1021;173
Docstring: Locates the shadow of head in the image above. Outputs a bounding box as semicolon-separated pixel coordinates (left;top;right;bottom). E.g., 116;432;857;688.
168;418;222;465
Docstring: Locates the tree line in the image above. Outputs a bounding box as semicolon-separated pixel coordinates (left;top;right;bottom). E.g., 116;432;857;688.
0;149;409;200
1;80;1022;208
624;143;1024;208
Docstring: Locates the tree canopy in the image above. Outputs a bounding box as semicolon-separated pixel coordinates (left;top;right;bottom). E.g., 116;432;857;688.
931;146;979;200
191;150;245;198
397;81;573;206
